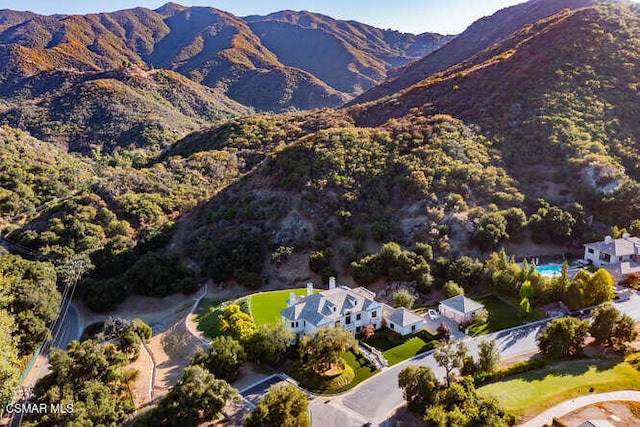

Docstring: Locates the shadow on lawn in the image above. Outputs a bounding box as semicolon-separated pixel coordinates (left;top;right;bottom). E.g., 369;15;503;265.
516;355;624;382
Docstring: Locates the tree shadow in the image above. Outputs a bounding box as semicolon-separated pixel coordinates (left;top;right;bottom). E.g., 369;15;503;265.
516;356;623;383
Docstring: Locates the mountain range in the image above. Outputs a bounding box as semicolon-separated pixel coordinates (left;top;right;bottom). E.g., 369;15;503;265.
0;3;454;153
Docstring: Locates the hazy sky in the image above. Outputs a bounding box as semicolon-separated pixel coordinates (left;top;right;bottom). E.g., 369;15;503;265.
0;0;538;34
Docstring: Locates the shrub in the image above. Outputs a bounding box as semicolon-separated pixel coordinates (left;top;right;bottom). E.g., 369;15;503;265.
443;280;464;298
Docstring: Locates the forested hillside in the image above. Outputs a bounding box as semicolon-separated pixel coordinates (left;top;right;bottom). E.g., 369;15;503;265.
0;3;450;118
0;0;638;315
350;2;640;225
4;1;640;424
350;0;598;104
0;67;249;153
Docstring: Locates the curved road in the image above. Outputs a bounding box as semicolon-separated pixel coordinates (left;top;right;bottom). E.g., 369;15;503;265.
311;292;640;426
51;302;82;350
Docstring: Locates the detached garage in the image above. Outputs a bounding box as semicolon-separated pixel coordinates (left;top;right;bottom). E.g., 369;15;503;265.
438;295;484;323
383;306;424;336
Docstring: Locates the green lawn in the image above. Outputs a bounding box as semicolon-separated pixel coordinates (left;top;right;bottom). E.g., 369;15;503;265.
363;329;436;366
468;294;521;336
478;355;640;418
250;288;319;326
383;337;432;366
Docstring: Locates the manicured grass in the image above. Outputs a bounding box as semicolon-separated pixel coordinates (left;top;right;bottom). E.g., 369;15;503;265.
478;355;640;418
468;294;521;336
383;337;431;366
363;329;436;366
250;288;319;326
340;351;378;392
286;351;378;394
364;328;406;351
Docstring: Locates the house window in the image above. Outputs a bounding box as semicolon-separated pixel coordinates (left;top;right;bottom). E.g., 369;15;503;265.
599;252;611;262
372;311;377;318
291;322;295;328
346;315;351;325
390;323;394;330
411;325;416;332
588;248;594;254
356;326;361;333
335;321;340;327
356;313;361;321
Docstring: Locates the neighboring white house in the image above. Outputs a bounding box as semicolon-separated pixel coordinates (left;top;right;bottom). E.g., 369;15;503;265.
438;295;485;323
382;305;424;336
583;233;640;281
280;278;423;340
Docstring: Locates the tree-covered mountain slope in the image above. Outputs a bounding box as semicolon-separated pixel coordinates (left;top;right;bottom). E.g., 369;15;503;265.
0;67;250;153
349;2;640;224
0;3;450;114
350;0;598;105
243;10;453;94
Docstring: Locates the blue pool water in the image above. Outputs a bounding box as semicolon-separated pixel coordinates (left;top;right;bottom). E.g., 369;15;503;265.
534;263;563;277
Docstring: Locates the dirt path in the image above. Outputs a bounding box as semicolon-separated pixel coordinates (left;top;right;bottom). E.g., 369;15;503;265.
70;282;245;404
128;341;154;407
184;282;211;348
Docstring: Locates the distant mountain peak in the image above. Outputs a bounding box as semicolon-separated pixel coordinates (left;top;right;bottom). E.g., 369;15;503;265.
154;2;187;17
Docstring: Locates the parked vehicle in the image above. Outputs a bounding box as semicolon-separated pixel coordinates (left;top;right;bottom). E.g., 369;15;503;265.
427;309;439;320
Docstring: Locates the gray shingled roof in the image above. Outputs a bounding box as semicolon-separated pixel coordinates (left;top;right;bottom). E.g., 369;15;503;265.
584;236;640;257
439;295;484;314
281;286;380;326
384;307;423;327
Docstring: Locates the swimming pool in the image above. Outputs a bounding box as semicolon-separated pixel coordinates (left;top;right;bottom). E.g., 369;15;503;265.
534;263;563;277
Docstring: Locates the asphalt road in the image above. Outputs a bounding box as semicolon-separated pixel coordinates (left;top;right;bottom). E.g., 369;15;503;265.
312;292;640;426
51;302;81;350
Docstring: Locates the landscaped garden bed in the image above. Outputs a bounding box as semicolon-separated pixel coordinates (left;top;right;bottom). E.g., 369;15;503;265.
285;351;377;394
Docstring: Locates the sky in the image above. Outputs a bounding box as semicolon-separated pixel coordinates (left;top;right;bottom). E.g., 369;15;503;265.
0;0;537;34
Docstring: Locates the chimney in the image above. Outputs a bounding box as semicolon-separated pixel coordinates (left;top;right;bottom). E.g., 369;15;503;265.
306;282;313;296
623;233;631;240
288;292;296;307
605;235;612;244
329;277;336;290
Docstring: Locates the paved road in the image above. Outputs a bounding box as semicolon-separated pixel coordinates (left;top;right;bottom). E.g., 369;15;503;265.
336;321;548;425
311;292;640;426
51;302;81;350
519;390;640;427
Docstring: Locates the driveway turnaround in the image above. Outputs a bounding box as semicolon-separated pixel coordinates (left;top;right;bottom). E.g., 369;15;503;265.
518;390;640;427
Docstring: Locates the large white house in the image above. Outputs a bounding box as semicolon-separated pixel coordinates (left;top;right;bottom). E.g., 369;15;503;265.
281;278;423;340
583;233;640;281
